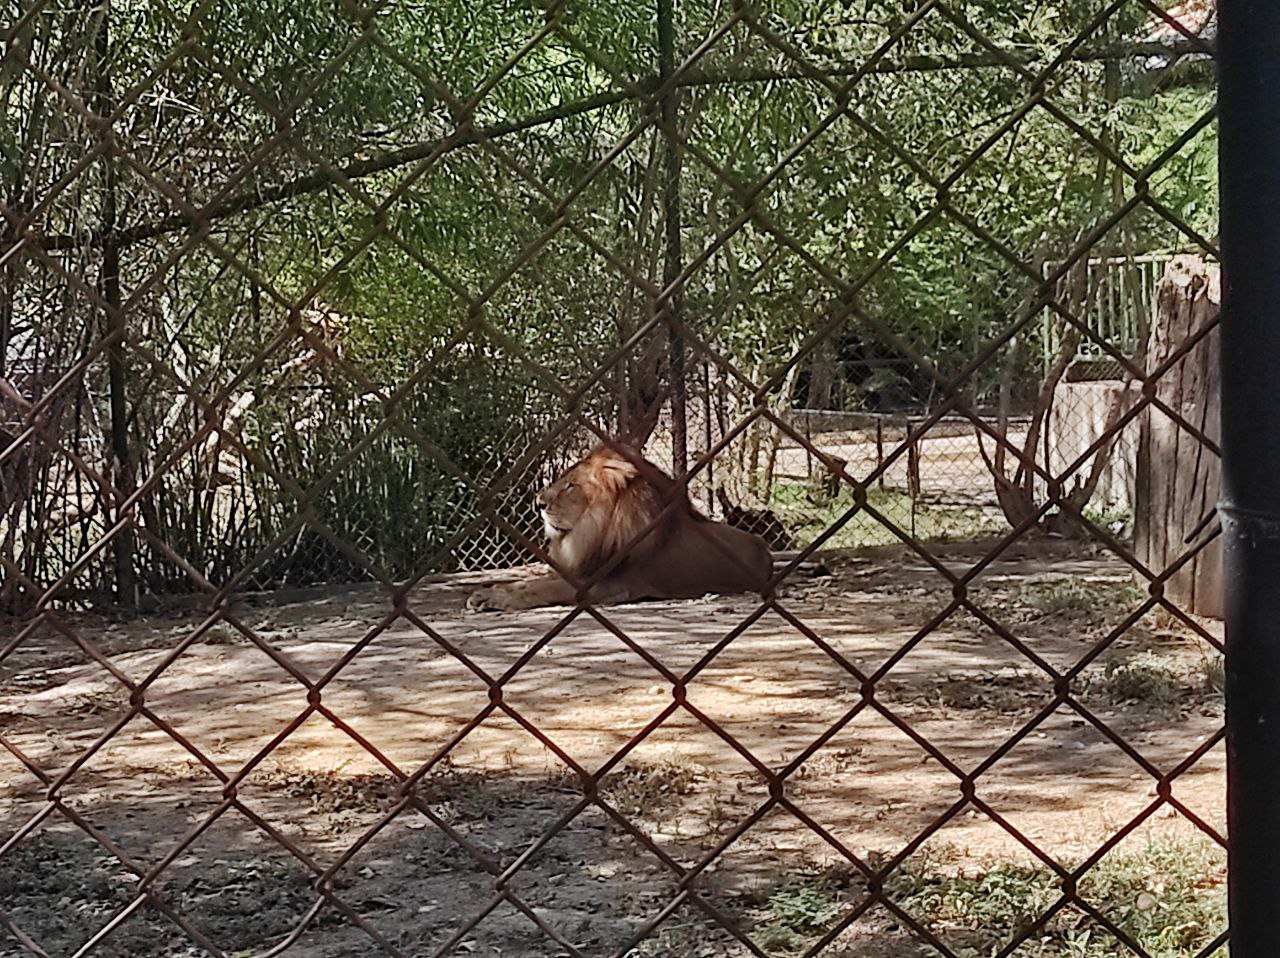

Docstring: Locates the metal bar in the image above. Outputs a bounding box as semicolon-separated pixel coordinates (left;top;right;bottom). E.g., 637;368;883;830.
657;0;687;477
1219;2;1280;953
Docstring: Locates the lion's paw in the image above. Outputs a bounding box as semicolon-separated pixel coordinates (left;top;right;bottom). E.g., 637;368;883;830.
466;586;523;612
466;588;498;612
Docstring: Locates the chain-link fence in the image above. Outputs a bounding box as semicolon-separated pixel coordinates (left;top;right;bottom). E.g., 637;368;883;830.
0;0;1227;955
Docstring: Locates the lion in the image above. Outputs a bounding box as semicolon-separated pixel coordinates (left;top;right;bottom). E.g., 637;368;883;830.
467;443;774;611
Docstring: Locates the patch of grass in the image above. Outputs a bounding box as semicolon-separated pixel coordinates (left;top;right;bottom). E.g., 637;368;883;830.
1096;652;1184;709
633;925;700;957
885;838;1225;958
601;754;704;819
257;766;399;814
748;870;854;954
634;917;735;958
146;758;212;784
794;745;863;781
1200;653;1225;699
1075;839;1227;956
752;922;807;954
770;481;1002;549
1021;577;1147;617
880;671;1049;714
767;877;841;934
200;620;245;645
887;861;1057;944
1084;505;1134;537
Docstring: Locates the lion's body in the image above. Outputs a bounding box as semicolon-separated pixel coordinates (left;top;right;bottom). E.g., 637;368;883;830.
469;444;773;611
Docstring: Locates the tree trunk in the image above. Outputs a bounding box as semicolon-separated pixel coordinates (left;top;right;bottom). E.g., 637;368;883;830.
805;337;837;410
1134;255;1222;619
90;0;136;608
657;0;686;478
616;324;666;448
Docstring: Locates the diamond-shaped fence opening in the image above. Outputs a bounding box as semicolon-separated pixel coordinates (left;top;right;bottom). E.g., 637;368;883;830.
0;0;1238;955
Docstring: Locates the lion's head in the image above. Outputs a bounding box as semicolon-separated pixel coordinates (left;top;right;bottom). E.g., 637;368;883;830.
536;444;681;575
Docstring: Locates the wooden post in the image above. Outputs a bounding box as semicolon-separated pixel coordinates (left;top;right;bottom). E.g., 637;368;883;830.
875;418;886;489
906;418;921;500
805;410;813;482
1133;255;1222;619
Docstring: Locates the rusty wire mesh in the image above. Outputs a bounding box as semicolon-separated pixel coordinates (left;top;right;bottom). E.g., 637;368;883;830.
0;0;1225;955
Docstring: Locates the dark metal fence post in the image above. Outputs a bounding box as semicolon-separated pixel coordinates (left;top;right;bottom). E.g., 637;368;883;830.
1218;3;1280;952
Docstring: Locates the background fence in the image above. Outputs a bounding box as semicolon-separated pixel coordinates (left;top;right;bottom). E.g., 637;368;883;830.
0;0;1226;955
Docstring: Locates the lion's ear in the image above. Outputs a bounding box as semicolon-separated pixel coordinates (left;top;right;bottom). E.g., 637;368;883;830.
594;452;639;491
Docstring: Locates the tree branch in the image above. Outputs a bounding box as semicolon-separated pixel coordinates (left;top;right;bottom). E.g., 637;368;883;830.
27;88;634;253
675;39;1211;90
15;39;1207;255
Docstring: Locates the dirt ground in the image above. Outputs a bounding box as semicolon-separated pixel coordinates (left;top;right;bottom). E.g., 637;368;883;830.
0;540;1226;957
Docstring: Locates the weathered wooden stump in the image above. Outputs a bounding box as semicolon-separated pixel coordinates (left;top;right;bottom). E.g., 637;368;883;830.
1133;255;1222;619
